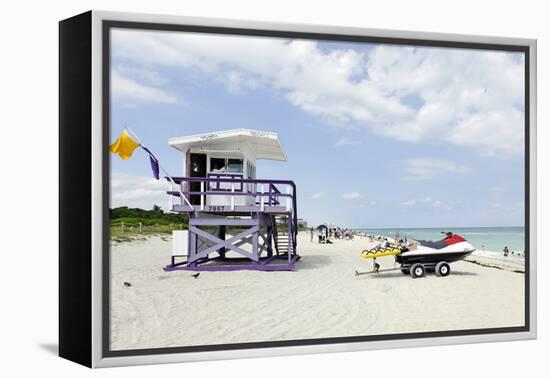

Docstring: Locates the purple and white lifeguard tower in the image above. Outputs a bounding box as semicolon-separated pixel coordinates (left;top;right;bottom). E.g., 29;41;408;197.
164;129;300;271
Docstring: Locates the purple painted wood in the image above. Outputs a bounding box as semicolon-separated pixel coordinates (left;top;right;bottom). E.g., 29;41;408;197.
166;175;296;232
252;230;258;261
168;176;295;187
164;175;299;272
288;213;293;264
189;225;260;263
169;257;188;268
207;172;244;191
190;233;197;264
168;190;292;198
189;217;259;226
163;255;300;272
172;204;288;213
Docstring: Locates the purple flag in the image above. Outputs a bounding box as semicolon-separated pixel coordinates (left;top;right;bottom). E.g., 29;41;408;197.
141;146;160;180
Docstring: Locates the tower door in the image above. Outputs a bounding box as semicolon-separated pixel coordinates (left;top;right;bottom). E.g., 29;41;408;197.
189;153;207;205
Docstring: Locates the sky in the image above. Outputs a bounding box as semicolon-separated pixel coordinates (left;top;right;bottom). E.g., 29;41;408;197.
109;28;525;229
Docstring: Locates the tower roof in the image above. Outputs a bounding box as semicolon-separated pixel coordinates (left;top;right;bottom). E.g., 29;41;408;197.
168;128;287;161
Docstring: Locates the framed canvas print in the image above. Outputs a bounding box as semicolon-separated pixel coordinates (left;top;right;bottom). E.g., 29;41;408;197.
59;10;537;368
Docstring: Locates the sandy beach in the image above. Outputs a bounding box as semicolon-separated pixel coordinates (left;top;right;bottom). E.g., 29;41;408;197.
110;232;525;350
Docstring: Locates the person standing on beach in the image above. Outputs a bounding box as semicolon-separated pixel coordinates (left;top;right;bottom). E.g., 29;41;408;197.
373;257;380;273
503;246;509;257
395;231;400;244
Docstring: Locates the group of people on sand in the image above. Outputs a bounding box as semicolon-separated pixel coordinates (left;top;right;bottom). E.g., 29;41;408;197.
502;246;525;257
309;226;355;244
364;231;408;244
366;234;392;243
311;227;332;244
334;228;354;240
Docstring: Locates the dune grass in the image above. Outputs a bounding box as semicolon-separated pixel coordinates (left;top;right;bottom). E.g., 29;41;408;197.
110;218;186;242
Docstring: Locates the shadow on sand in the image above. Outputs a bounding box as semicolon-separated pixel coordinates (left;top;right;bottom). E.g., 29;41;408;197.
296;255;332;270
356;271;408;279
356;270;479;279
447;270;479;276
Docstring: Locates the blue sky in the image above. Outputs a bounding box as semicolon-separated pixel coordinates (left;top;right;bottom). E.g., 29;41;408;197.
110;29;525;229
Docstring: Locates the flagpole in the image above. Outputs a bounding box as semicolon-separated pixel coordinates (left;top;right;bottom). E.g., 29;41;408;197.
125;127;194;210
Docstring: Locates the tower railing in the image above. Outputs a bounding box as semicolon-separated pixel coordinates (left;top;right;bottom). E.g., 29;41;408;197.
166;176;298;246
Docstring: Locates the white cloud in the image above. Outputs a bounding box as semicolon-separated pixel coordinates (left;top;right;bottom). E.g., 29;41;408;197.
349;200;377;209
112;29;524;158
400;197;432;207
111;70;177;104
342;192;361;199
115;64;170;86
431;200;455;210
222;70;259;94
335;137;361;147
402;158;471;181
111;173;170;210
432;200;443;208
311;191;325;199
400;197;455;210
365;47;524;158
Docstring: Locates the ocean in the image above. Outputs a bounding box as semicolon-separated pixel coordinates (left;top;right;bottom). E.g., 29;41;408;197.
355;227;525;254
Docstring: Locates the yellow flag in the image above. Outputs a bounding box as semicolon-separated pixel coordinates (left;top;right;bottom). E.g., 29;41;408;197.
110;130;140;160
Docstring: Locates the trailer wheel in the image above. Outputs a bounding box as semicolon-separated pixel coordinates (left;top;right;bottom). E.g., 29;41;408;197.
435;262;450;277
410;263;425;278
401;269;410;275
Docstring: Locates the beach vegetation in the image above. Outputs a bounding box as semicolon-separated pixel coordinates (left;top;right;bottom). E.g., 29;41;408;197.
110;206;188;240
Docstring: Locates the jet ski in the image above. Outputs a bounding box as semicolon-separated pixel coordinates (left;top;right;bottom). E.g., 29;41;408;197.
359;232;475;278
397;233;475;265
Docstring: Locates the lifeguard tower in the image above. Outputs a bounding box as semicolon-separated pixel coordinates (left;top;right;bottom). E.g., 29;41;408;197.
164;129;300;271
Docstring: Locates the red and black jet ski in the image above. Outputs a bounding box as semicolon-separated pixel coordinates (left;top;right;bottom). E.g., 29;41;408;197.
395;233;475;277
